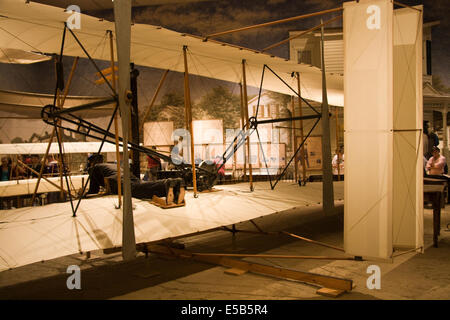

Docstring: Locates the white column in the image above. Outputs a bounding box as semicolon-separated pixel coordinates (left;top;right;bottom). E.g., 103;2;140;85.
114;0;136;261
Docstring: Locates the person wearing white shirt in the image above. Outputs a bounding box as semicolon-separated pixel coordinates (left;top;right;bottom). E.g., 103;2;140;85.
332;146;344;176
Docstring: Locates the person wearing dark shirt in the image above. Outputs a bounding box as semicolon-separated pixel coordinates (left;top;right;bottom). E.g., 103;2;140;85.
29;154;42;178
87;156;185;204
44;155;59;176
1;156;11;181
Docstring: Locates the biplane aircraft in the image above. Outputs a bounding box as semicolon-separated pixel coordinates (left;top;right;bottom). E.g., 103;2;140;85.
0;0;360;293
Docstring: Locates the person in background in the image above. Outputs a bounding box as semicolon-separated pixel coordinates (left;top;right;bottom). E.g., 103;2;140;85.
144;147;162;182
423;156;428;176
426;146;446;175
332;146;344;176
28;154;42;178
10;156;27;180
45;155;59;176
86;154;185;204
423;121;439;159
426;146;450;203
1;156;11;181
213;155;225;183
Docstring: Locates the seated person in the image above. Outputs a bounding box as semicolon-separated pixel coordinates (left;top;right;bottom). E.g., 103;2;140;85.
86;154;185;205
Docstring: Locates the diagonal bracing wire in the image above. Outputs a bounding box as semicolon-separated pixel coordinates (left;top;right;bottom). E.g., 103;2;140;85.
253;65;322;189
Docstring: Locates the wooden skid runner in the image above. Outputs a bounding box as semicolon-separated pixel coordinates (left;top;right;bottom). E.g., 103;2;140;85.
147;245;353;292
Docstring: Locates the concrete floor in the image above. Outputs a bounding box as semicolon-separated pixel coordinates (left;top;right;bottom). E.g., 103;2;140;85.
0;182;449;300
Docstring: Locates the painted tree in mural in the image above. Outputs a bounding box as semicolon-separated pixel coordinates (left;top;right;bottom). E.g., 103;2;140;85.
149;87;240;132
196;86;240;131
149;92;186;129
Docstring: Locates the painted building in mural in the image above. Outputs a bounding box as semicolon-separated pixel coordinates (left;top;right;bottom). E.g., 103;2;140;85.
289;21;450;157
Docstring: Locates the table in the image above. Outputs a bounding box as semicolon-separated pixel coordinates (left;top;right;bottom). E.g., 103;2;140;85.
424;184;445;247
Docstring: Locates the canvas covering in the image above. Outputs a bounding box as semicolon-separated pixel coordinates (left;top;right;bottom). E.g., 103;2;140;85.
344;0;423;259
0;0;344;106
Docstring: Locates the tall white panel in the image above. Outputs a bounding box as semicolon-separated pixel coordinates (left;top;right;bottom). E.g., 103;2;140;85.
344;0;394;259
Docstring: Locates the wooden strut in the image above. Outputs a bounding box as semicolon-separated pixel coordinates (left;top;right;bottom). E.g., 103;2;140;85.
239;82;247;180
335;106;340;180
31;56;79;205
53;57;65;201
262;14;343;53
183;46;198;197
189;252;355;261
140;69;169;129
282;231;345;252
291;97;298;182
17;160;76;198
296;72;307;185
109;30;122;209
147;244;353;292
242;60;253;191
319;19;334;213
205;7;343;39
245;219;344;253
56;98;64;200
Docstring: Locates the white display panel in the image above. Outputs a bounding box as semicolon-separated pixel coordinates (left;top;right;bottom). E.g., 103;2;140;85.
192;119;223;145
143;121;174;146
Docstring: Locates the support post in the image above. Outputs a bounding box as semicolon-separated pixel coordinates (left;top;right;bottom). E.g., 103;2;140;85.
183;46;197;197
320;20;334;213
443;104;448;158
130;63;140;178
108;30;122;209
239;82;247;180
114;0;136;261
291;96;298;182
335;106;340;180
296;72;307;185
242;59;254;191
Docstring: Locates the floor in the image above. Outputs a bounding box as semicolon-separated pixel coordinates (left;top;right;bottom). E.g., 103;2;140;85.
0;181;449;300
